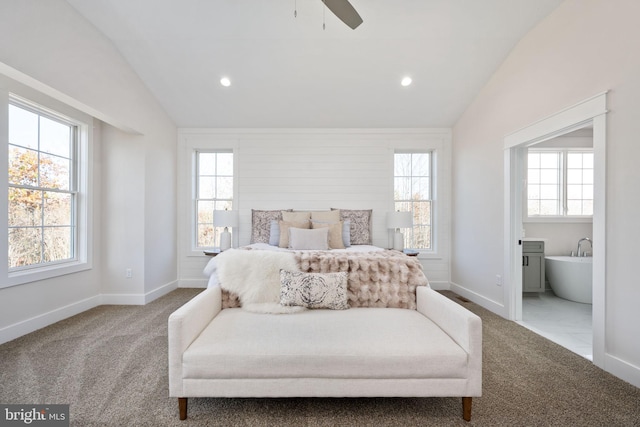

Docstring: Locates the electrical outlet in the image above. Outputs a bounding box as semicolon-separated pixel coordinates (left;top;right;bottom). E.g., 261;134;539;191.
496;274;502;286
126;268;132;278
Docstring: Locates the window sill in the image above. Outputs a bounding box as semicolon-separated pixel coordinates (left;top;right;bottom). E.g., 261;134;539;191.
524;216;593;224
4;261;92;288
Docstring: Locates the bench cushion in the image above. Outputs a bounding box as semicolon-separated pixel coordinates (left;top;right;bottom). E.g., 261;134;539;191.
182;308;468;380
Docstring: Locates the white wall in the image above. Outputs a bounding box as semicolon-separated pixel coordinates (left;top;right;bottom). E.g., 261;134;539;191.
452;0;640;386
0;0;177;342
177;129;451;289
524;223;592;257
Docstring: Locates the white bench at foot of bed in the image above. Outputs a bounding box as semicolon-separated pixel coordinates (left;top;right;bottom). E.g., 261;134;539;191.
168;286;482;421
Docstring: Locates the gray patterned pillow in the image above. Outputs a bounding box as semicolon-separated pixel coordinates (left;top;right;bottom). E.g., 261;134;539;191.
251;209;292;244
332;208;372;245
280;270;349;310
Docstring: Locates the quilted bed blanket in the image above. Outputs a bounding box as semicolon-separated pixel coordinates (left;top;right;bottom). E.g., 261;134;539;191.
217;249;428;310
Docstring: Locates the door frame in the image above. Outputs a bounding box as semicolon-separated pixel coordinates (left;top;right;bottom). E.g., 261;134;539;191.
503;92;607;366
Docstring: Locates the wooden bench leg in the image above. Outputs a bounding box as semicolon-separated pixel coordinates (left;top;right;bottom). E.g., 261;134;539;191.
179;398;188;420
462;397;472;422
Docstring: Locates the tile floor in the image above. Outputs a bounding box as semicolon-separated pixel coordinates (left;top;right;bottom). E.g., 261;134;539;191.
519;291;593;360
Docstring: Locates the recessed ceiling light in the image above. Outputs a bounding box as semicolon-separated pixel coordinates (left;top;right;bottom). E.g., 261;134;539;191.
220;77;231;87
401;76;412;87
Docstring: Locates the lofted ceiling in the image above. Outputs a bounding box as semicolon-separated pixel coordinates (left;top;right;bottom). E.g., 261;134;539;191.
65;0;563;128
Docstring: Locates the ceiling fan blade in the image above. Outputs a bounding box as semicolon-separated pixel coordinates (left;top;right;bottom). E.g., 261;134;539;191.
323;0;363;29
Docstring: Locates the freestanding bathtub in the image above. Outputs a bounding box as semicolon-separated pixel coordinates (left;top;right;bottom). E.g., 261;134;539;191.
545;256;593;304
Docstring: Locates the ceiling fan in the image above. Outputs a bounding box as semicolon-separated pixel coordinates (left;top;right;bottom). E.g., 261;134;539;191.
322;0;363;29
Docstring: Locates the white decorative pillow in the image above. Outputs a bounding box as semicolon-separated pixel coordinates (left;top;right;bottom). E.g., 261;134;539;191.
288;227;329;250
280;270;349;310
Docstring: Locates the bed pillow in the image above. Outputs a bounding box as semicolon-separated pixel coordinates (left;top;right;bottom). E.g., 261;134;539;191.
288;227;330;250
311;210;340;223
312;220;351;247
331;208;372;245
342;220;351;247
251;209;292;244
282;211;311;224
279;221;311;248
280;270;349;310
268;220;280;246
311;221;345;249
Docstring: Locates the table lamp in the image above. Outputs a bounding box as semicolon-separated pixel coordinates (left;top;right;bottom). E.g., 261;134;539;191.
386;211;412;251
213;209;238;251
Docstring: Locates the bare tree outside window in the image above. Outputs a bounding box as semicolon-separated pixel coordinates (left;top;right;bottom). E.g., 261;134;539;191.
8;104;76;269
394;152;432;250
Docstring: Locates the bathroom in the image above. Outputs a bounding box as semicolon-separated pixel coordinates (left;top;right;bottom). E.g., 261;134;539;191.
520;128;594;360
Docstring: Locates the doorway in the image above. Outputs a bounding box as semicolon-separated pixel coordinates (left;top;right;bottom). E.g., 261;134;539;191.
520;128;594;359
503;92;607;367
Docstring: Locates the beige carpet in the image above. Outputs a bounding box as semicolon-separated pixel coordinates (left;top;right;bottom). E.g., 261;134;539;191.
1;288;639;426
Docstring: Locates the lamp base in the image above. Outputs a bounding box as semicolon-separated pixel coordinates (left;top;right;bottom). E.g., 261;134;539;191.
393;231;404;251
220;230;231;251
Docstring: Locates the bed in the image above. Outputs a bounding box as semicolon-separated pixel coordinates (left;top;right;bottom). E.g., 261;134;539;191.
202;208;429;310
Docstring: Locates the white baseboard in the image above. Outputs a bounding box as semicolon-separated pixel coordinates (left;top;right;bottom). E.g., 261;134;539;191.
101;280;179;305
449;281;508;318
100;293;146;305
604;353;640;389
0;281;180;345
144;280;178;303
0;295;101;345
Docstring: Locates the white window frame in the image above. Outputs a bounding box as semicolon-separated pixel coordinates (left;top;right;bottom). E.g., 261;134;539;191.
393;150;434;252
194;149;234;250
2;93;92;288
525;147;594;223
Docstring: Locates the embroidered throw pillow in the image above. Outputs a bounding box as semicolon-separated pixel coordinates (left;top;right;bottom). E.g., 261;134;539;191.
251;209;292;244
331;208;372;245
280;270;349;310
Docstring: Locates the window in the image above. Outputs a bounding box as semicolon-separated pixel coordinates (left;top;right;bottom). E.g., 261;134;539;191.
527;149;593;217
394;151;432;250
195;151;233;248
8;101;81;271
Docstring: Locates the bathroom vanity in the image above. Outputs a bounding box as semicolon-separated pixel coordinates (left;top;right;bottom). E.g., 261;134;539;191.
523;240;545;292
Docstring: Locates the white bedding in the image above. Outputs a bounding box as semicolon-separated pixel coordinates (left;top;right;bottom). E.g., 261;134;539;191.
204;243;385;288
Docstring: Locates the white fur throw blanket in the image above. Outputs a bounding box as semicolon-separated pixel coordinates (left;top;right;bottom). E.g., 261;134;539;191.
215;249;305;314
218;249;428;310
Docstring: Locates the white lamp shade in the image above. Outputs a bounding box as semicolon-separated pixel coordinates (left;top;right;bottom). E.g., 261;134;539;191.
386;211;412;229
213;210;239;228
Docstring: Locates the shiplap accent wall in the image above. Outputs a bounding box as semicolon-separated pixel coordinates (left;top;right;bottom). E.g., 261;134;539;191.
177;129;451;289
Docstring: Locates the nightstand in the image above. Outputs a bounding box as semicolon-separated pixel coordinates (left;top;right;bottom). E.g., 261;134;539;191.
403;250;419;257
203;250;221;257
